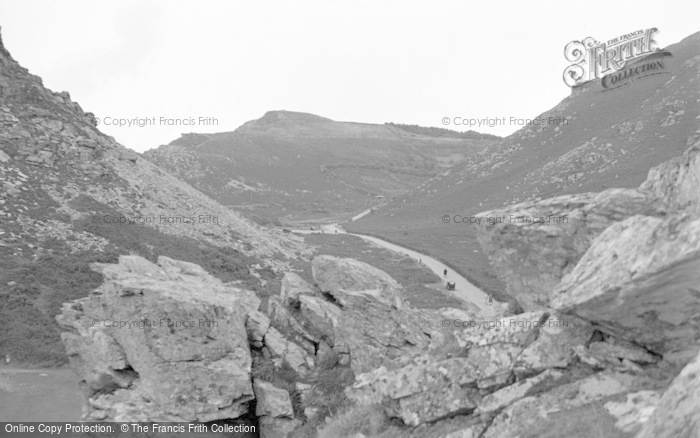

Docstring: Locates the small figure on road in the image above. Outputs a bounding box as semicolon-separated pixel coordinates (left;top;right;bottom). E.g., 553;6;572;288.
418;257;422;264
5;354;10;365
443;269;448;277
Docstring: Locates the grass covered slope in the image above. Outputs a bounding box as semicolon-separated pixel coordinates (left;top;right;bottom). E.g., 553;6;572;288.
144;111;500;222
0;29;302;365
347;32;700;299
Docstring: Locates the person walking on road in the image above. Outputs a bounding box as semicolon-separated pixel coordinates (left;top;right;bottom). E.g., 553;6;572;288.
443;268;448;277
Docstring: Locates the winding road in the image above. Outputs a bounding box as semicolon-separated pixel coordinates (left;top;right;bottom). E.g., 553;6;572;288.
294;210;491;311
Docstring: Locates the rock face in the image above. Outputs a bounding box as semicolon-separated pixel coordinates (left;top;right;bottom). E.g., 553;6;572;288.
475;144;699;312
270;256;440;375
312;255;405;308
474;189;668;310
58;142;700;436
637;349;700;438
57;255;260;422
552;213;700;365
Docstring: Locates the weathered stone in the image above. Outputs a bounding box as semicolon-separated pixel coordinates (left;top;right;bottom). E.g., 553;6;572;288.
297;295;341;342
588;341;658;365
477;369;564;414
280;272;316;306
552;214;700;364
483;372;656;438
636;349;700;438
246;310;271;348
58;256;256;422
254;380;294;418
264;327;313;375
312;255;403;306
515;312;593;372
474;144;699;312
454;311;547;348
640;144;700;215
474;189;667;310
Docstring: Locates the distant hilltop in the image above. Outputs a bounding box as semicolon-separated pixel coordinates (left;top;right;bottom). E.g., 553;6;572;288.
385;122;501;140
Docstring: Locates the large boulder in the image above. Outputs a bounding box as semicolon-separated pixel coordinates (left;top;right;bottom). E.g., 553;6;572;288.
267;257;441;375
57;255;259;422
474;189;667;310
312;255;404;308
551;213;700;365
253;380;294;418
639;143;700;214
474;144;699;311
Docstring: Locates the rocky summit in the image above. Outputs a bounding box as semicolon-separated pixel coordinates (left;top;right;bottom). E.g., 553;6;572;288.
59;137;700;436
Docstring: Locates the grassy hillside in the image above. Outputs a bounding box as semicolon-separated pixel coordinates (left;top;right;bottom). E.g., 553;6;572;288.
347;32;700;299
0;29;301;365
144;111;500;222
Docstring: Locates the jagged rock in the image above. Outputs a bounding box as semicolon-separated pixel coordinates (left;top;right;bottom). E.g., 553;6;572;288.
246;310;271;348
270;260;439;375
264;327;314;375
347;355;480;426
588;341;658;365
483;371;659;438
57;256;257;422
636;349;700;438
474;145;699;311
332;298;435;375
280;272;317;306
551;214;700;365
297;295;341;342
312;255;404;307
515;312;593;372
474;189;667;310
253;380;294;418
476;369;564;414
640;144;700;215
454;311;547;348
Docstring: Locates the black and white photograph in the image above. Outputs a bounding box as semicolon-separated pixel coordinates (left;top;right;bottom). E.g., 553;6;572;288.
0;1;699;437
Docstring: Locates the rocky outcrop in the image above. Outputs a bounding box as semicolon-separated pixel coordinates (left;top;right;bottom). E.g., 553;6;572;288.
266;256;441;375
58;248;693;438
57;255;260;422
345;311;593;426
59;191;698;437
640;144;700;214
312;255;405;308
483;371;661;438
552;213;700;365
475;144;699;312
474;189;668;310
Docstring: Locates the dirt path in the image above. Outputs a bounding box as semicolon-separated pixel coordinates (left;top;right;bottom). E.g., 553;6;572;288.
0;367;82;421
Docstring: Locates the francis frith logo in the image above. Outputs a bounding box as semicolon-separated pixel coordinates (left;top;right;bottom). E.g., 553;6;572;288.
563;28;670;89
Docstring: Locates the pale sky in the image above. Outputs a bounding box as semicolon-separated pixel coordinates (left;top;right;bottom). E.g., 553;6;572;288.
1;0;698;152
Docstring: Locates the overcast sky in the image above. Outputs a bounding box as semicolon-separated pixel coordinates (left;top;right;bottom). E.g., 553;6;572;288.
1;1;698;152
